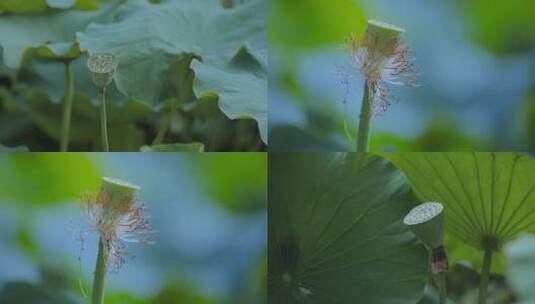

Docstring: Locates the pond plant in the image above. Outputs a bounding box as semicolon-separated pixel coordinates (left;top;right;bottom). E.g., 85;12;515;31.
83;177;152;304
87;53;117;152
341;20;417;152
0;0;266;152
270;152;535;304
404;202;448;304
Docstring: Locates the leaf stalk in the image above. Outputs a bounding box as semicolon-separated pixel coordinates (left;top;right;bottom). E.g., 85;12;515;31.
356;81;372;152
91;237;107;304
100;86;109;151
478;247;493;304
60;62;74;151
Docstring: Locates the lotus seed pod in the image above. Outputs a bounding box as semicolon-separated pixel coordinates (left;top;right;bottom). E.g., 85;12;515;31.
404;202;448;273
87;53;118;87
99;176;140;219
403;202;445;249
364;19;405;59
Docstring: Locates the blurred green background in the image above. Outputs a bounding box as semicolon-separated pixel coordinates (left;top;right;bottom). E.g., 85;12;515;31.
269;0;535;151
0;153;267;303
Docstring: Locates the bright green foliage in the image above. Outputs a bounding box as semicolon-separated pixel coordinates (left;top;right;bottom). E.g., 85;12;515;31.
77;0;267;142
0;0;99;13
384;152;535;271
0;153;100;205
269;153;428;304
269;0;365;48
193;153;267;213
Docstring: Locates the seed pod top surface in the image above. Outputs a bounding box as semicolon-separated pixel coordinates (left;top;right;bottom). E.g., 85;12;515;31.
404;202;443;225
404;202;445;249
87;53;118;74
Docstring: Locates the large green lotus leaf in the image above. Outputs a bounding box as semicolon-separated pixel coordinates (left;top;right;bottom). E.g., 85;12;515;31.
0;0;98;13
0;2;117;67
505;234;535;302
76;0;267;142
383;152;535;272
269;153;428;304
23;51;195;107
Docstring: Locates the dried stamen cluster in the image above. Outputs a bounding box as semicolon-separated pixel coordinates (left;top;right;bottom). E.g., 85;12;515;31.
344;20;418;115
83;177;152;271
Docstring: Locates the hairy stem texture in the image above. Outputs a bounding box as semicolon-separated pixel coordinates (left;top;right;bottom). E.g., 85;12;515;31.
91;238;107;304
356;81;372;152
60;62;74;152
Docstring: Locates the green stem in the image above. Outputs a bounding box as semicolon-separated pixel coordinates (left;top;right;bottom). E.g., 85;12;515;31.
152;114;170;145
478;248;493;304
356;81;372;152
60;62;74;152
91;238;107;304
438;272;447;304
100;86;109;152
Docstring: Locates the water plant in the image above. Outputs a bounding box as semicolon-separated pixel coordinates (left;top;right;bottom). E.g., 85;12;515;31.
83;177;152;304
0;0;266;151
385;152;535;304
404;202;448;304
87;53;118;152
341;20;417;152
269;153;428;304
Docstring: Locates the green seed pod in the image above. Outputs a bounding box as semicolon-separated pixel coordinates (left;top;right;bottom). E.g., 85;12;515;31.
87;53;118;88
404;202;445;249
99;176;140;219
404;202;448;273
364;20;405;59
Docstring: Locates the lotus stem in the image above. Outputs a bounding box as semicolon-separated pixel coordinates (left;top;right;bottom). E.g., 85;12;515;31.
438;271;447;304
356;82;372;152
91;237;107;304
100;86;109;152
60;62;74;151
478;247;493;304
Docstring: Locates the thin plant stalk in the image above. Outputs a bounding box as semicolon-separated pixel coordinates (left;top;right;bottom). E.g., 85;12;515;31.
438;272;447;304
100;86;109;152
60;62;74;151
152;114;170;145
91;237;107;304
356;82;372;152
478;248;493;304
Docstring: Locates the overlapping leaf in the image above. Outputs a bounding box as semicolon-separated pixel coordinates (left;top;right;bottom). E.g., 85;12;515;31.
0;2;117;67
77;0;267;142
384;153;535;257
269;153;428;304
